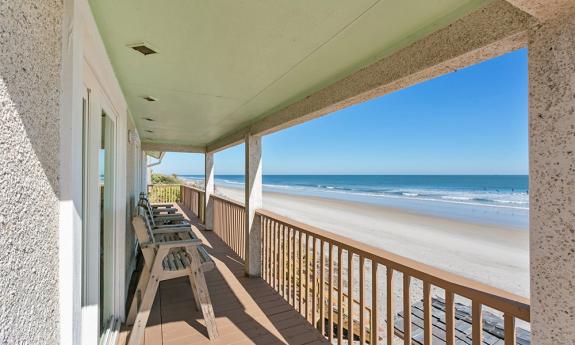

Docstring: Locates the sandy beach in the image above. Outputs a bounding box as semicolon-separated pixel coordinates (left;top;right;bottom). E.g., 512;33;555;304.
216;185;529;298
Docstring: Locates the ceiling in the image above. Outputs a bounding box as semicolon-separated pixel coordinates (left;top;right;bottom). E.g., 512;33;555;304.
89;0;490;148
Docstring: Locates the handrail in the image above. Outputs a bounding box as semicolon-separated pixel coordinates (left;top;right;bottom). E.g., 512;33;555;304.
257;208;530;322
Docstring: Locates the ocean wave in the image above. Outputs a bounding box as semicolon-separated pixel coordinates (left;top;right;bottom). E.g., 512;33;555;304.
214;178;529;210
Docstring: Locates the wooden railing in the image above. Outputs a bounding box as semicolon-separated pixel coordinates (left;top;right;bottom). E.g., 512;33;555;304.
205;195;530;345
147;184;180;203
213;195;246;260
180;185;205;223
257;209;530;345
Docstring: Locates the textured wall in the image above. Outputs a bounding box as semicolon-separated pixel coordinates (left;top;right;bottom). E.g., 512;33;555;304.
528;13;575;345
0;0;63;344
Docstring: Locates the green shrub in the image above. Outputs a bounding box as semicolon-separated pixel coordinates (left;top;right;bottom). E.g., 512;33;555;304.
151;173;182;185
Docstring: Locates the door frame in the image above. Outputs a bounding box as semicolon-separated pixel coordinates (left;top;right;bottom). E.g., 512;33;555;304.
60;1;132;344
80;8;129;343
82;62;126;345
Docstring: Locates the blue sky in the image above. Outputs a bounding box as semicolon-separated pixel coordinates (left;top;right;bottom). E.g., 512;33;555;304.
153;48;528;176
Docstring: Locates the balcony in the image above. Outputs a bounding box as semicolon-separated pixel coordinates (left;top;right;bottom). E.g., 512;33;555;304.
120;185;530;345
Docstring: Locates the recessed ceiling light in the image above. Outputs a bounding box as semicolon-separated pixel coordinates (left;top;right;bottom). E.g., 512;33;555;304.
141;96;157;102
142;117;155;122
128;43;158;56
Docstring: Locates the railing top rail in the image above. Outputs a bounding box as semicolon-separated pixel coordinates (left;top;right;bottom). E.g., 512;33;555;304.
256;208;530;322
212;194;245;209
181;184;205;194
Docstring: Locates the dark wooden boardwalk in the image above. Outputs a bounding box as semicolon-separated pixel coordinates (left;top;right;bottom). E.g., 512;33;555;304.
395;297;531;345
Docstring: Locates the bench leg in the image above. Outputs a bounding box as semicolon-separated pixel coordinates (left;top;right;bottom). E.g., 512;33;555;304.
188;272;202;312
127;248;167;345
186;246;219;340
127;265;151;325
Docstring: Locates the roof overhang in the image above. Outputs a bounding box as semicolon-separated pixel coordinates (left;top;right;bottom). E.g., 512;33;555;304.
89;0;536;153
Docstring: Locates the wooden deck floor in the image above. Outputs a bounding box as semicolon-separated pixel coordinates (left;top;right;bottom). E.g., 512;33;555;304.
119;205;329;345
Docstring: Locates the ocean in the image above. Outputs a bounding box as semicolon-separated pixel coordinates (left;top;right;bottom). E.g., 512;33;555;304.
179;175;529;229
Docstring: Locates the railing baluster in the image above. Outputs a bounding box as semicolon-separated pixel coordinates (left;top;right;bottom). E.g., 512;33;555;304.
276;221;281;292
359;256;365;345
285;225;289;299
348;251;354;345
472;301;482;345
261;216;266;280
373;262;379;345
283;224;288;298
328;242;334;342
271;219;276;290
280;223;285;298
320;240;325;335
267;218;272;283
312;236;317;326
306;234;311;321
291;228;296;307
403;274;411;345
423;282;432;345
287;227;292;304
297;231;304;315
445;290;455;345
504;314;516;345
338;246;344;345
387;268;394;345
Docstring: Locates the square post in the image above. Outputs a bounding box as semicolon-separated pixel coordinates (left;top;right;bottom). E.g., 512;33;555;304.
204;152;214;230
528;12;575;344
244;134;263;277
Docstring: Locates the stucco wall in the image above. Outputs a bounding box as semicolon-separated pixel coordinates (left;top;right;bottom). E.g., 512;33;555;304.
528;12;575;345
0;0;63;343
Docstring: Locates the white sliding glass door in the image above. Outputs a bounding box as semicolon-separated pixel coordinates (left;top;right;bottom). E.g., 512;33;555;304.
81;65;121;345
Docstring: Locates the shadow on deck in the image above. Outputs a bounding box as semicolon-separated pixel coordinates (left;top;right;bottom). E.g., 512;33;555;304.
119;204;329;345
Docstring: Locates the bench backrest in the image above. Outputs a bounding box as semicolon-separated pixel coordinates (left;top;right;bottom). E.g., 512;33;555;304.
132;216;157;266
137;200;159;228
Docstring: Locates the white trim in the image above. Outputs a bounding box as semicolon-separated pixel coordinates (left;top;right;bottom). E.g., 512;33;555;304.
59;0;84;343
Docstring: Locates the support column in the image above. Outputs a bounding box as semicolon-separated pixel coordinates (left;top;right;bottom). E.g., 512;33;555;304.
244;134;263;277
204;152;214;230
528;13;575;344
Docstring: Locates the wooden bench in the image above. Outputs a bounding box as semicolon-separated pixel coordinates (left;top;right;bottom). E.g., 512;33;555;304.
126;215;218;345
139;192;179;214
138;199;190;228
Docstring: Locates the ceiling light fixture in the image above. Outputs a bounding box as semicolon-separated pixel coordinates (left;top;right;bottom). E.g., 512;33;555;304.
141;95;157;102
142;117;155;122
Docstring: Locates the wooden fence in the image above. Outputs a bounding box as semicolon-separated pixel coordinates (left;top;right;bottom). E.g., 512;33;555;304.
180;185;205;223
147;184;180;203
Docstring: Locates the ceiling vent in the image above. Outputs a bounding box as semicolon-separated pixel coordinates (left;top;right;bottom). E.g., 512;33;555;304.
141;95;157;102
128;43;157;56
